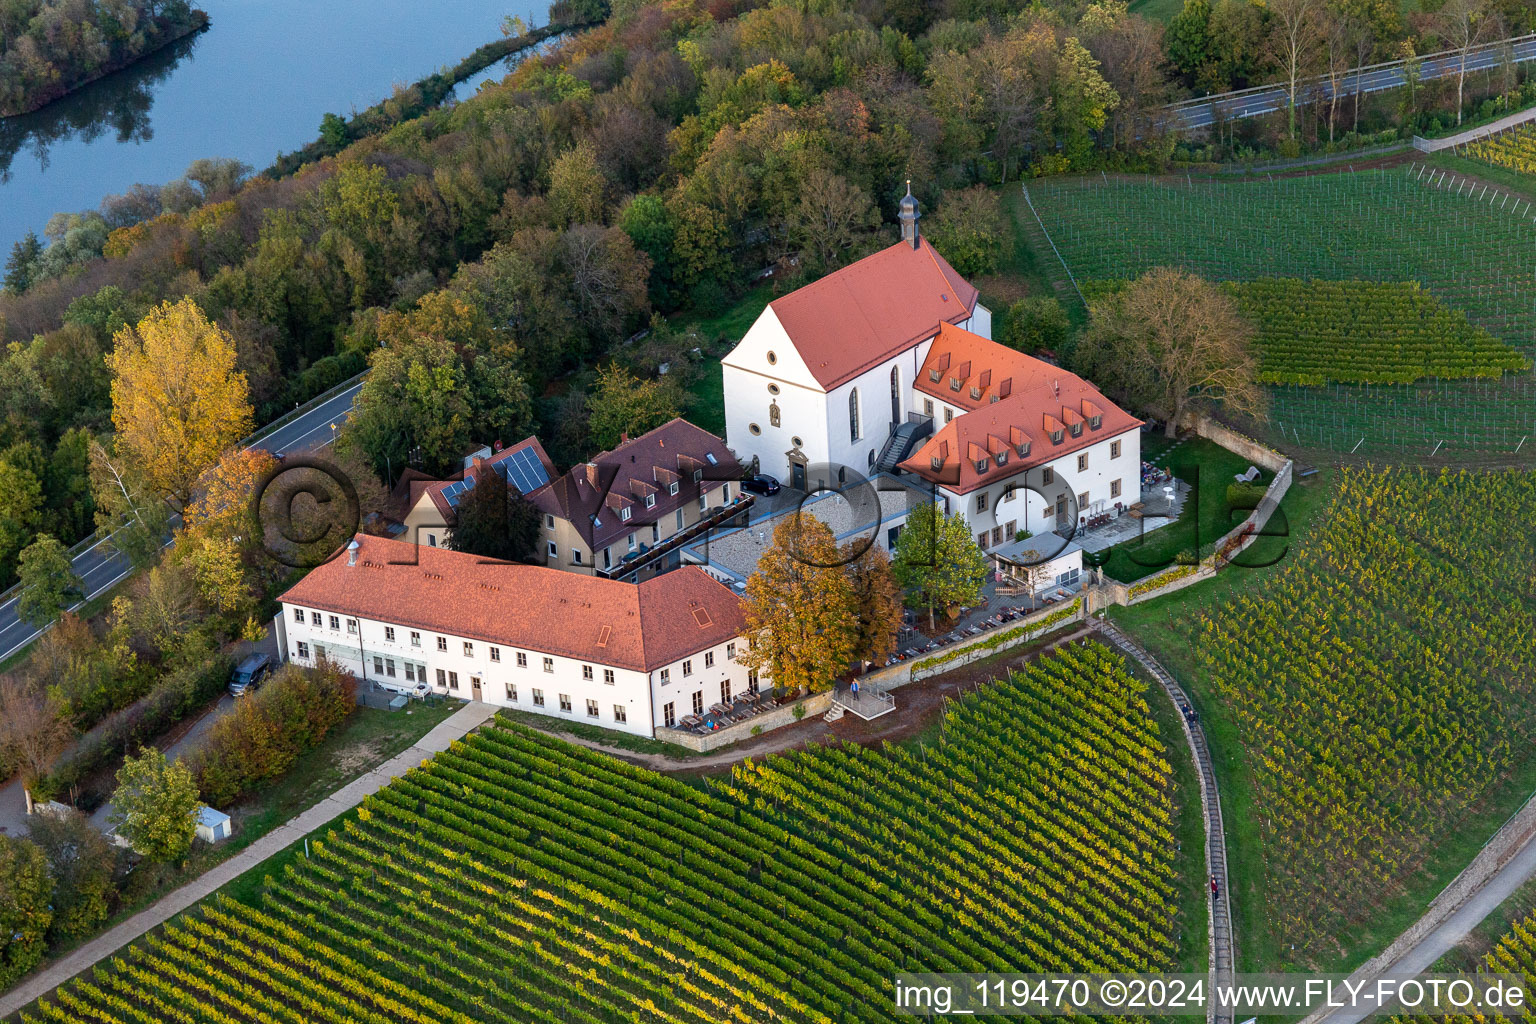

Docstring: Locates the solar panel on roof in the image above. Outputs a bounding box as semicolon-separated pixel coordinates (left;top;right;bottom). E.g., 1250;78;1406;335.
501;446;550;495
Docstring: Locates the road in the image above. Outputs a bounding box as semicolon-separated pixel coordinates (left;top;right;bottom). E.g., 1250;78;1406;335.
1168;34;1536;132
0;381;364;664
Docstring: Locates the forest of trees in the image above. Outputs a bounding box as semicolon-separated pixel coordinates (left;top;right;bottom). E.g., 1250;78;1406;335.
0;0;206;116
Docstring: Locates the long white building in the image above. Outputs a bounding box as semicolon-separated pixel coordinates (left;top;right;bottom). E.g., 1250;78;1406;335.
274;534;761;737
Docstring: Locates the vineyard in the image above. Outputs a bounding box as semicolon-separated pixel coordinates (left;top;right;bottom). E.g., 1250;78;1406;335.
1463;122;1536;178
1025;169;1536;458
24;642;1183;1023
1081;278;1527;386
1184;467;1536;963
1395;907;1536;1024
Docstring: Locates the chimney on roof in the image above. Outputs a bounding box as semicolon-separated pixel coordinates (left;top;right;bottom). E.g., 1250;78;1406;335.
898;181;920;249
620;431;629;444
346;538;361;566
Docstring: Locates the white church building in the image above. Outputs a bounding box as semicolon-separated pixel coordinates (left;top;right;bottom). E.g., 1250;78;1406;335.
722;188;1141;576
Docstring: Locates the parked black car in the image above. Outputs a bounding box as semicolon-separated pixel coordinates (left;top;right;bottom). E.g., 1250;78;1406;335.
741;474;781;495
229;653;272;696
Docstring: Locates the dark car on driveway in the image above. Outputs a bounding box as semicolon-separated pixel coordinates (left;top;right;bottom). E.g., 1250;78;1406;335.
229;652;272;697
741;474;781;496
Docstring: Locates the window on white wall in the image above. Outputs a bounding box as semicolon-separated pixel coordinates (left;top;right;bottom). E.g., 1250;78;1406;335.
849;388;860;442
613;704;627;723
663;702;676;727
296;642;309;659
293;608;304;623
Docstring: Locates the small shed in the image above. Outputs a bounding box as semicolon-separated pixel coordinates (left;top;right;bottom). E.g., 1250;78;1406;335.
196;804;232;844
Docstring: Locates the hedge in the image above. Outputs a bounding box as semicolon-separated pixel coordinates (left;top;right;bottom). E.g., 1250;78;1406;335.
910;600;1083;674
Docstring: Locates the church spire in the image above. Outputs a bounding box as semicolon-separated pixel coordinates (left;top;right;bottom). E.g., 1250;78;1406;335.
898;180;920;249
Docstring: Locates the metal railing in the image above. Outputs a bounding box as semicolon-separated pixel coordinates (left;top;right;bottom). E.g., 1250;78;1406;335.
1165;32;1536;113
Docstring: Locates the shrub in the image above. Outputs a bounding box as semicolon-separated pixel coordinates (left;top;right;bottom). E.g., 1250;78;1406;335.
190;655;357;808
1001;297;1070;355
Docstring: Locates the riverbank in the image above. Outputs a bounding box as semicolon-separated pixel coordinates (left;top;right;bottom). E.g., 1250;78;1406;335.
266;17;592;178
0;8;209;118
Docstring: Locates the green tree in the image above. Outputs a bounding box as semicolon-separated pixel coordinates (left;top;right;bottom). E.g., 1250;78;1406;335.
892;503;988;629
1002;296;1071;355
319;112;348;148
548;141;608;227
1165;0;1213;77
447;460;541;563
88;440;172;571
842;541;903;667
27;809;117;943
4;230;42;294
924;186;1005;278
0;835;52;989
108;748;199;864
1075;266;1264;436
586;364;683;451
739;517;859;696
16;534;83;627
0;457;44;583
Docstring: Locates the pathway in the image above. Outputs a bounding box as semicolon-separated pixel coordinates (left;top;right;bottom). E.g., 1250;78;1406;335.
1302;793;1536;1024
0;699;495;1021
1093;618;1234;1024
1412;104;1536;152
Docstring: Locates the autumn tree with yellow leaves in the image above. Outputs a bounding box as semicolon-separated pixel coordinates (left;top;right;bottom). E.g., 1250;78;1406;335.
739;516;859;696
106;299;254;510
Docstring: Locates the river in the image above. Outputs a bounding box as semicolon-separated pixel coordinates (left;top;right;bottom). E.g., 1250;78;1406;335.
0;0;546;252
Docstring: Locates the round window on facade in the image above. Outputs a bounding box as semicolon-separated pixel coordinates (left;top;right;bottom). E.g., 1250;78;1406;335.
749;423;762;436
768;383;780;395
766;351;777;365
791;436;803;448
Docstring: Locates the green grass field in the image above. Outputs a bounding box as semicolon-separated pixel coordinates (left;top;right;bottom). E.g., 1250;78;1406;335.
1026;168;1536;461
1100;434;1271;583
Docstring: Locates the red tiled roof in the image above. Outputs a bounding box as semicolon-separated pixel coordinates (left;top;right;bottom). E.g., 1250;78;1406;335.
914;322;1048;412
768;238;979;390
279;535;745;672
900;328;1142;494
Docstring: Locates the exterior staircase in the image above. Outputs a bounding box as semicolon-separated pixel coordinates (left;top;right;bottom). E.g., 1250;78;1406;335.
874;416;934;475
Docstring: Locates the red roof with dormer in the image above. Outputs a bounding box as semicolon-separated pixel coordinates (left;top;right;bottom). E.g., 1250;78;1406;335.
900;328;1141;494
768;237;979;391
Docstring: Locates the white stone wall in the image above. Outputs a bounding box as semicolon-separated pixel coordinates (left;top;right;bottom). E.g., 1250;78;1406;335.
279;602;751;738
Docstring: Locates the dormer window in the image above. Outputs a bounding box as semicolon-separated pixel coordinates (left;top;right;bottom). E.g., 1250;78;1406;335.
969;386;981;400
693;468;703;483
644;494;656;509
1069;422;1083;438
948;377;961;392
928;368;941;382
1016;441;1031;458
1050;430;1064;445
930;456;943;471
620;506;632;521
989;395;999;404
669;482;679;496
994;451;1007;467
974;459;988;474
1089;414;1102;430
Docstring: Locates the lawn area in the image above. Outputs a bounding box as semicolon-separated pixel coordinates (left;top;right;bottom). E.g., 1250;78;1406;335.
1100;433;1271;583
684;359;725;436
1110;466;1536;974
1129;0;1184;21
